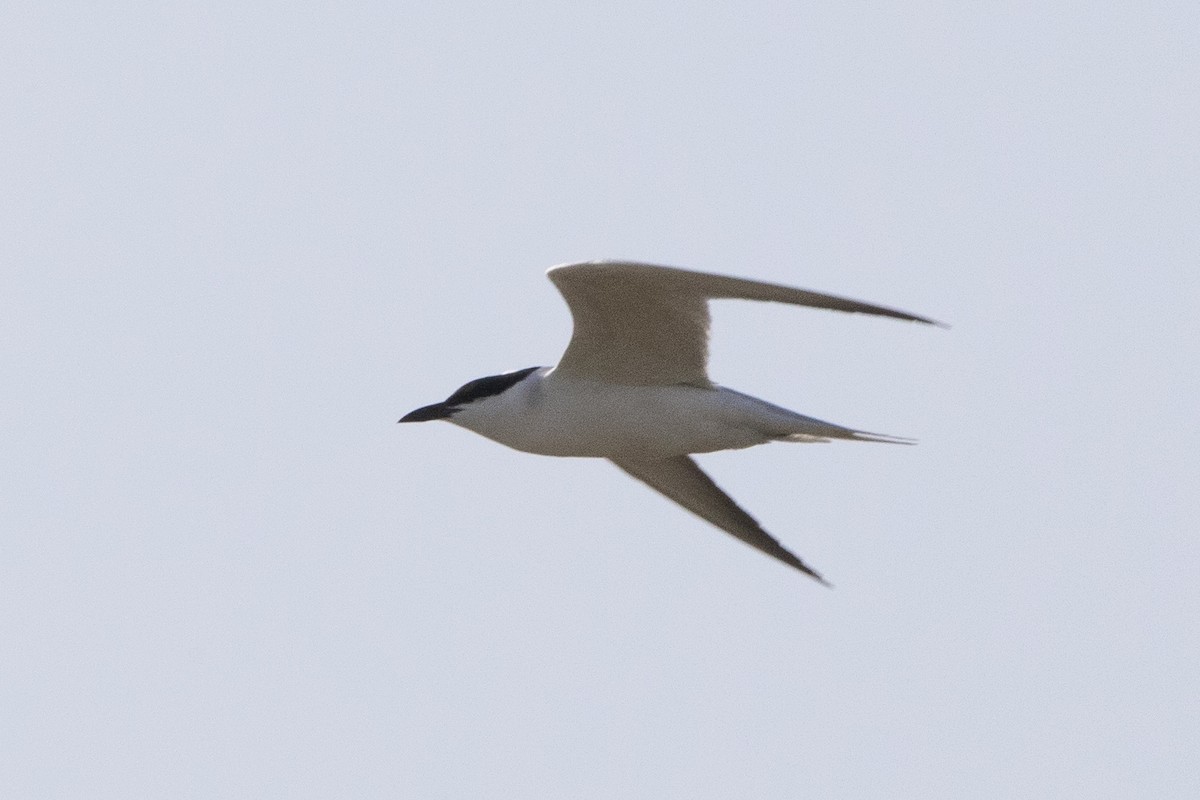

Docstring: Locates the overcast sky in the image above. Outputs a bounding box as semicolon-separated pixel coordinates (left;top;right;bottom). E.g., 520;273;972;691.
4;2;1199;798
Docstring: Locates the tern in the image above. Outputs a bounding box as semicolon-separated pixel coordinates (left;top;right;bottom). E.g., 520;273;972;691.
400;261;939;584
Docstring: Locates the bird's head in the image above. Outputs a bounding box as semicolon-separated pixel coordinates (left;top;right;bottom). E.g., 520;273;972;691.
398;366;542;423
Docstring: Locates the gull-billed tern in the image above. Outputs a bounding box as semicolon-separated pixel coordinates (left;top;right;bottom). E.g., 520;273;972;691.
400;261;939;584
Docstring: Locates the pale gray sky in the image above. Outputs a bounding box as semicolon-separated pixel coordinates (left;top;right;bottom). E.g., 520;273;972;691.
4;2;1198;798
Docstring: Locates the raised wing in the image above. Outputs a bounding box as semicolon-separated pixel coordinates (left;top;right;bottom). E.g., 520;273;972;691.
547;261;938;386
611;455;830;584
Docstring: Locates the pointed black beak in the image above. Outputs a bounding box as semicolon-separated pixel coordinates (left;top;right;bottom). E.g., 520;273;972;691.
398;402;454;423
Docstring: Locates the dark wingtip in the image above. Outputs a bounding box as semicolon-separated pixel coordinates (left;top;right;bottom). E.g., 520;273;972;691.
786;554;832;587
902;312;949;329
803;566;834;588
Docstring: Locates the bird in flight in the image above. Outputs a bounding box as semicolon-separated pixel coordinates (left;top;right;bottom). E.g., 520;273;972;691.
399;261;939;584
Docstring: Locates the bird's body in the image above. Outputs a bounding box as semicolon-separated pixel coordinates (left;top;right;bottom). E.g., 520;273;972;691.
400;261;939;584
450;368;901;460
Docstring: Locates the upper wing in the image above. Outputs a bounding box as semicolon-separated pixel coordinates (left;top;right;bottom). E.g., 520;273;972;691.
547;261;939;386
611;455;830;584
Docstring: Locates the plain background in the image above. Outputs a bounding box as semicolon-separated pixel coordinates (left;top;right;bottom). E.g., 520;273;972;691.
4;2;1198;798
